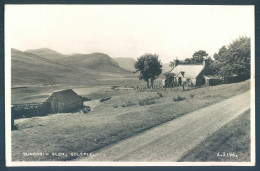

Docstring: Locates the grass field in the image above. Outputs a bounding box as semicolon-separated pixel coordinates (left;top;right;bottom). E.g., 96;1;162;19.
179;109;251;162
12;80;250;161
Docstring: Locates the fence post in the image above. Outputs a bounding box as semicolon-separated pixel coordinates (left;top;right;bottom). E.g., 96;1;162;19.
11;107;15;131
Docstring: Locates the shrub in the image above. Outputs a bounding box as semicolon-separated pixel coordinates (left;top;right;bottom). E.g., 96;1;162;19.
145;99;156;105
155;96;161;99
173;95;186;102
190;94;194;98
148;97;155;100
82;106;91;113
138;100;145;106
113;104;118;108
138;98;156;106
157;92;163;98
122;101;136;107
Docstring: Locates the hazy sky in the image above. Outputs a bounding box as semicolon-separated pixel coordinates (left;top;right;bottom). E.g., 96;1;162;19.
6;5;254;63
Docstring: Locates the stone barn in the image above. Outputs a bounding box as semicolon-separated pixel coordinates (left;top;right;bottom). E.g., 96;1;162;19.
169;59;209;86
46;89;83;113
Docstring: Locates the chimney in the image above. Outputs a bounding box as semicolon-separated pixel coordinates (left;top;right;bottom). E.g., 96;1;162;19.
203;59;209;70
174;59;179;68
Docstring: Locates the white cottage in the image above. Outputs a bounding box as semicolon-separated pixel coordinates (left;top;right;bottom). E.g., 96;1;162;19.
169;59;209;86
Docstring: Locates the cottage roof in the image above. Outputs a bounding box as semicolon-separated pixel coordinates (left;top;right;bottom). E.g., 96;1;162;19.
46;89;82;104
170;65;204;79
176;71;185;77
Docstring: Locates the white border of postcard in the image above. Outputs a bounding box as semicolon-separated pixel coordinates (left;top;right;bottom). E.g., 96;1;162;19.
5;4;256;166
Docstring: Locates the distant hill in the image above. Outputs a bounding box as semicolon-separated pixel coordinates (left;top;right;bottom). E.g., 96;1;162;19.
58;53;131;74
162;63;173;74
25;48;66;60
157;63;173;79
113;57;136;72
12;48;133;86
11;48;99;85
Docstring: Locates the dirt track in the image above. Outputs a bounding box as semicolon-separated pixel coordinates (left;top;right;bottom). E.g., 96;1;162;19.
78;91;250;161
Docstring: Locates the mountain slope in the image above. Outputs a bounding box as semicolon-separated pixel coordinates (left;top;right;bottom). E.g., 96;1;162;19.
11;49;98;85
25;48;66;60
58;53;131;74
162;63;173;74
113;57;136;72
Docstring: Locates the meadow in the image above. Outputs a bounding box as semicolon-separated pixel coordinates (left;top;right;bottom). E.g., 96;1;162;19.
12;79;250;161
180;109;251;162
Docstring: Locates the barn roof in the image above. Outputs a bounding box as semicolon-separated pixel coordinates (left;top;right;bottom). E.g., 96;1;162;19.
170;65;204;79
46;89;82;104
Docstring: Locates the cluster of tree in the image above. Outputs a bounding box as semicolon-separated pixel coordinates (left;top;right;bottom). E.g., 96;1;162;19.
170;50;212;67
211;36;250;78
134;36;250;88
134;53;162;89
168;36;250;78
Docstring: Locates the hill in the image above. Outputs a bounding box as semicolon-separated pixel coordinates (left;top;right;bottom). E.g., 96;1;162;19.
25;48;67;60
58;53;131;74
162;63;172;74
11;48;98;86
113;57;136;72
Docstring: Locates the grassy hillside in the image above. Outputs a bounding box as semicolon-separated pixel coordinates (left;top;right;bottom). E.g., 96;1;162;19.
11;49;136;86
113;57;136;72
179;109;250;162
59;53;131;74
11;48;99;86
25;48;66;60
12;80;250;161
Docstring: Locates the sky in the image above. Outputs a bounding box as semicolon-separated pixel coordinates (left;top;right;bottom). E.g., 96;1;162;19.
5;5;254;63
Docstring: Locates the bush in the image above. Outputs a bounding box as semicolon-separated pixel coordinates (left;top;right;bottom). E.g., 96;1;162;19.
122;101;136;107
155;96;161;99
148;96;155;100
173;95;186;102
190;94;194;98
157;92;163;98
146;99;156;105
138;100;145;106
82;106;91;113
113;104;118;108
138;98;156;106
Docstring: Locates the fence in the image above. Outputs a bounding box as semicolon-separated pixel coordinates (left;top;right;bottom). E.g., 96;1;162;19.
223;76;249;84
11;102;51;119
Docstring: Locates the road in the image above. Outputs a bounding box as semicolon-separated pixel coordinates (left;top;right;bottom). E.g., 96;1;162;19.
78;91;250;162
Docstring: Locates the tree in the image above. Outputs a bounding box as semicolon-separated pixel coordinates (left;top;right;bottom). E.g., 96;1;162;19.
207;60;221;75
227;36;250;77
212;36;250;78
191;50;208;64
213;46;228;62
169;58;187;67
169;57;179;67
135;53;162;88
184;58;191;64
169;61;175;68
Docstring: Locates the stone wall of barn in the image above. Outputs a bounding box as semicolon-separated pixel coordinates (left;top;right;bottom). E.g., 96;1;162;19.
195;70;206;86
60;100;82;113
